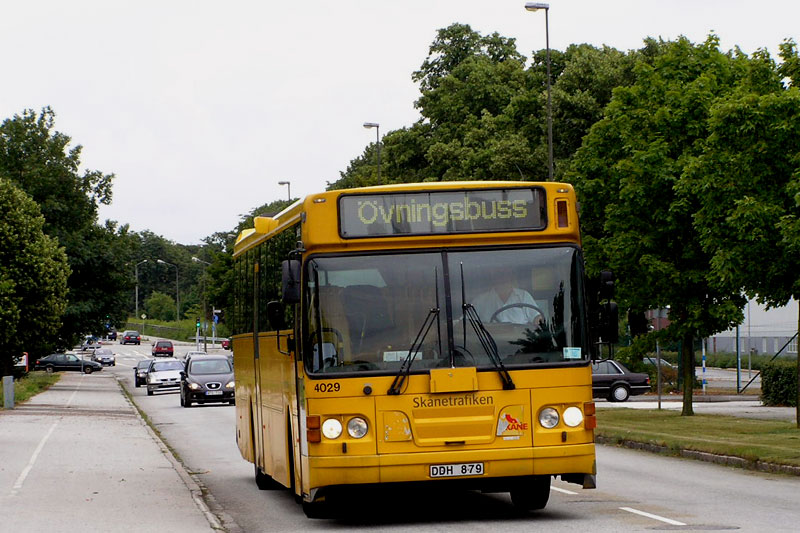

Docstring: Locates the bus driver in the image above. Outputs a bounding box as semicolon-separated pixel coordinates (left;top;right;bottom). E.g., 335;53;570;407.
472;266;546;326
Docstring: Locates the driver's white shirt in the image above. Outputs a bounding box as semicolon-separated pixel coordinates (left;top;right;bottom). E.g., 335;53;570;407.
472;288;542;324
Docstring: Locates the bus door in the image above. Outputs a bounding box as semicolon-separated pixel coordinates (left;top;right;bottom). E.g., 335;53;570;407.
252;262;266;473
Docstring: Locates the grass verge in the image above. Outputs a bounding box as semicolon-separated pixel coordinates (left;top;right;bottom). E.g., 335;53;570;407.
597;408;800;468
0;371;61;408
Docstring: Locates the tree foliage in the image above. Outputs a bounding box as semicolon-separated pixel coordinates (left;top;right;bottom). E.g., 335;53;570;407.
0;107;124;347
0;179;69;373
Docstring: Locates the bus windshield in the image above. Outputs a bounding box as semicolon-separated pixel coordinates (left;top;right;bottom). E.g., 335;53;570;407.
303;246;588;375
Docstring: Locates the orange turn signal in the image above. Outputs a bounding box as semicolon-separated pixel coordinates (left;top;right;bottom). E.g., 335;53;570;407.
307;415;321;442
556;200;569;228
585;415;597;430
583;402;595;416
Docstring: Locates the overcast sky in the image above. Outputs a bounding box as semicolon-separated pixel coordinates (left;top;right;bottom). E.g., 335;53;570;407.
2;1;799;244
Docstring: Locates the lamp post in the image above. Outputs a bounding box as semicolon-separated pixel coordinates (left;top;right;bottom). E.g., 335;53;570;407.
278;181;291;201
157;259;179;322
525;2;553;180
363;122;381;185
135;259;148;322
192;256;211;351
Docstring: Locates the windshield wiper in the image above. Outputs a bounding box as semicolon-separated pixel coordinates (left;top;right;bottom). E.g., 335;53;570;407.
388;268;441;395
460;264;515;390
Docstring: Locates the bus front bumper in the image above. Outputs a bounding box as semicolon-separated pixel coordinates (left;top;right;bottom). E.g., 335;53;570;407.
306;443;596;491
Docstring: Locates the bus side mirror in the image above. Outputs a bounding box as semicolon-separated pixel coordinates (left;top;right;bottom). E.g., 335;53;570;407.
282;259;301;304
267;301;285;330
600;302;619;344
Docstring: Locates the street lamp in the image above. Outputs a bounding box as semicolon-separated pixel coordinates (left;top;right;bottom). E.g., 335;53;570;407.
525;2;553;180
192;256;211;350
278;181;291;201
156;259;179;322
363;122;381;185
135;259;148;322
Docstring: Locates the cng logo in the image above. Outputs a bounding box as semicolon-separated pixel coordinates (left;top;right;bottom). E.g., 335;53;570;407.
496;406;528;436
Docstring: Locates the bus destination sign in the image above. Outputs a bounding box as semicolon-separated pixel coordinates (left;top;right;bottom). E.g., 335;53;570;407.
339;188;545;238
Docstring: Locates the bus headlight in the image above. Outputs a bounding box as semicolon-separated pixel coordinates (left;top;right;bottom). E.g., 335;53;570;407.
347;417;368;439
563;406;584;427
321;418;343;439
539;407;559;429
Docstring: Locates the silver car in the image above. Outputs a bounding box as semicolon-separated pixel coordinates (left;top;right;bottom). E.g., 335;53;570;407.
93;348;116;366
146;358;184;396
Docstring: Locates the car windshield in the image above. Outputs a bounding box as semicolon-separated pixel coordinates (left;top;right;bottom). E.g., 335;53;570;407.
189;359;232;374
151;361;183;372
137;361;150;369
303;246;589;376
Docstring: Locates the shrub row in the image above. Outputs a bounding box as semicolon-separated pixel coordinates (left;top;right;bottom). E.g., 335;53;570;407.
760;361;798;407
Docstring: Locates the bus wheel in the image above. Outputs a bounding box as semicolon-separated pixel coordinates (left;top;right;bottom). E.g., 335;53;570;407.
302;499;330;519
510;475;550;511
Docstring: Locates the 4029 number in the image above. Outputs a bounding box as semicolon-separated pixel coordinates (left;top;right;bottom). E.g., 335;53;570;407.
313;382;340;393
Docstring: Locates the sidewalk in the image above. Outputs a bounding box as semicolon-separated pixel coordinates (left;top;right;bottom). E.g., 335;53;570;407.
0;372;217;532
605;394;796;422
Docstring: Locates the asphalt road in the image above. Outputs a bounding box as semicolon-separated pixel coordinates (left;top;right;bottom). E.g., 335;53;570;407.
109;342;800;532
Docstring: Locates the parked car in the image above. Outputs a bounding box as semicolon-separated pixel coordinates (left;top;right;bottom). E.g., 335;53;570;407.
120;330;141;345
93;348;116;366
180;355;235;407
181;350;207;363
34;353;102;374
146;358;184;396
134;359;152;387
643;356;677;370
221;338;231;350
591;359;650;402
152;340;174;357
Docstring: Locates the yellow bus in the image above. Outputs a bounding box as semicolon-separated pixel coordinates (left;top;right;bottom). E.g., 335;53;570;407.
232;181;611;517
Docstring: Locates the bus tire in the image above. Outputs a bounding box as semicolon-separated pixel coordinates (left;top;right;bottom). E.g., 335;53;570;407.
302;499;330;519
510;475;550;511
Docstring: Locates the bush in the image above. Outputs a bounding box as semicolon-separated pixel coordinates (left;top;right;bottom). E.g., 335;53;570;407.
760;361;797;407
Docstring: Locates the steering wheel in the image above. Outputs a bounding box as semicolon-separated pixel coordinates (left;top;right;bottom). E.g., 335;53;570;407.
490;302;545;324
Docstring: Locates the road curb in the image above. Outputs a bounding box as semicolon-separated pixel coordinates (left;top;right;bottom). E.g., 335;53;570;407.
115;376;244;532
596;436;800;476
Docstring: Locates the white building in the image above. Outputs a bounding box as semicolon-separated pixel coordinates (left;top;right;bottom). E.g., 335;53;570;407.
709;298;798;356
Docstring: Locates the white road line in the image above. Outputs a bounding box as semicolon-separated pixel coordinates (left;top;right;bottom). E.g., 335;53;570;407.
551;486;578;495
620;506;687;526
9;374;83;497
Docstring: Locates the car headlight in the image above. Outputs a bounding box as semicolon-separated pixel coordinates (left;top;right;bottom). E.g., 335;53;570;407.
347;417;368;439
321;418;343;439
563;406;584;427
188;382;201;390
538;407;559;429
225;380;235;389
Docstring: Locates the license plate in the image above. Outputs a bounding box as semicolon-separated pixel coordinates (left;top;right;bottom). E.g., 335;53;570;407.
429;462;484;478
205;391;223;396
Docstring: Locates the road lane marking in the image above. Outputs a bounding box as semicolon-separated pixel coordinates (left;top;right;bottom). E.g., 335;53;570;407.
9;374;82;496
551;486;578;495
620;506;686;526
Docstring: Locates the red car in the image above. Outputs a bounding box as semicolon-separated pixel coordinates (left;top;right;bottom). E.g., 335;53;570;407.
221;338;231;350
152;340;174;357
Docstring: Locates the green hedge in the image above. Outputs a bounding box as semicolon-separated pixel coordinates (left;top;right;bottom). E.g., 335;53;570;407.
760;361;798;407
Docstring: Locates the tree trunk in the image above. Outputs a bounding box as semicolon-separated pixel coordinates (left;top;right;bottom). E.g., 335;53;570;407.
681;332;695;416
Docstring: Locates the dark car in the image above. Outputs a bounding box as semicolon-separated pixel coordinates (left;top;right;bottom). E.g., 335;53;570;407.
34;353;102;374
152;340;174;357
592;359;650;402
121;330;141;345
180;355;235;407
221;338;231;350
134;359;152;387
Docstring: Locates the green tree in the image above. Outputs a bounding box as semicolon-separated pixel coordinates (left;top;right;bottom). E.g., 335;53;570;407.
145;291;176;322
567;36;755;415
0;179;70;374
0;107;122;347
684;43;800;424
